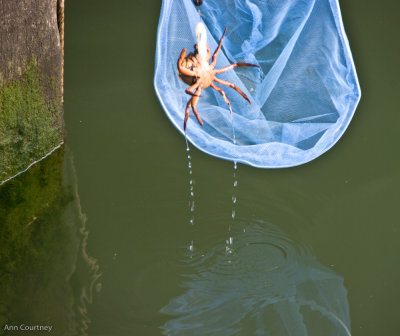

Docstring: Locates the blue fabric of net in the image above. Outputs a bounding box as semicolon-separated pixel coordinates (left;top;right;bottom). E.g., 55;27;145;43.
154;0;361;168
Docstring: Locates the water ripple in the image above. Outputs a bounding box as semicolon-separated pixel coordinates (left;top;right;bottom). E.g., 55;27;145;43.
163;218;350;336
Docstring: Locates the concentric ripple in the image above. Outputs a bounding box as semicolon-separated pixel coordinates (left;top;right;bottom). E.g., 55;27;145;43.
163;218;351;336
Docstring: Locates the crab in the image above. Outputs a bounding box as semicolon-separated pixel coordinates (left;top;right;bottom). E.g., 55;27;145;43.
177;22;260;131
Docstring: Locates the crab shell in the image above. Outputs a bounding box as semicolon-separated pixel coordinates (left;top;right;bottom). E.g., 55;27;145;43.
178;51;199;85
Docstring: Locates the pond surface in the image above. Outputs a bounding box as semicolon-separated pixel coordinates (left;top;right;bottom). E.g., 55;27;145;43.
1;0;399;335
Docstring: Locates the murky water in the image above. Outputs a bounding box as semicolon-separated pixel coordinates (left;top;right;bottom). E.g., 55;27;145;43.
1;0;399;335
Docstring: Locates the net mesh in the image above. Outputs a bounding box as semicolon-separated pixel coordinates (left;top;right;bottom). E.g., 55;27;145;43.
154;0;360;168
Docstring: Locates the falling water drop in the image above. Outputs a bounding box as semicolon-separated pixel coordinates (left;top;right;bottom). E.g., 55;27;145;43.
223;110;239;255
225;236;234;256
185;135;197;253
232;163;238;220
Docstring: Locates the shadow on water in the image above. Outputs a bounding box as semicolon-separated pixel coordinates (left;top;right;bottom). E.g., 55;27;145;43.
161;218;351;336
0;147;101;335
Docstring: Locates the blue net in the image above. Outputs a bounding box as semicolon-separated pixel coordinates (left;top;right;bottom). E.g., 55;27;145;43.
154;0;360;168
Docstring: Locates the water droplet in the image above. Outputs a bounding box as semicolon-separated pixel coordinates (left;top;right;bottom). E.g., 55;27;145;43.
232;210;236;219
225;245;234;256
232;196;236;203
234;180;238;187
185;139;196;228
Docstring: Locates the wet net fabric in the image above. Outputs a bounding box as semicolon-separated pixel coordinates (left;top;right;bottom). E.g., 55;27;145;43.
154;0;360;168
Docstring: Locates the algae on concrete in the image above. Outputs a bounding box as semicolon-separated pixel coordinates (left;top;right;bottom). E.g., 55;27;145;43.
0;60;63;183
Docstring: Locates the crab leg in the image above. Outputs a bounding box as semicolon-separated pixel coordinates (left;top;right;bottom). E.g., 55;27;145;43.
214;77;251;104
185;81;201;97
184;88;204;131
215;62;260;74
210;83;232;114
178;48;197;77
191;87;204;126
211;27;227;67
184;100;192;132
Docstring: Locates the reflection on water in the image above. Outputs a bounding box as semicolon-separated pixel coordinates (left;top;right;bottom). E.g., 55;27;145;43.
162;219;351;336
65;152;102;336
0;147;101;335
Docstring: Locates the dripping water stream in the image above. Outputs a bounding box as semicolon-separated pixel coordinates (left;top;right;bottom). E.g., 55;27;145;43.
185;135;195;254
226;107;237;256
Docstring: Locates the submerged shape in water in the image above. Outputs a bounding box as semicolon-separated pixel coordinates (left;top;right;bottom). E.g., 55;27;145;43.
0;148;102;335
161;220;351;336
154;0;361;167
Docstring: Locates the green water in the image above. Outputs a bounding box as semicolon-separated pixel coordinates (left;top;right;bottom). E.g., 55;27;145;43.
1;0;400;335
